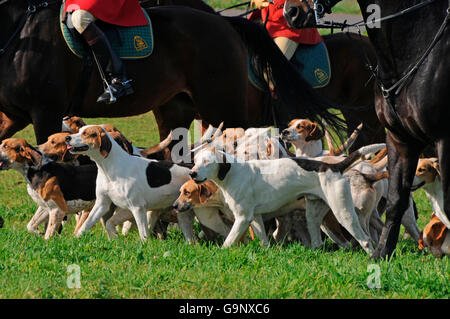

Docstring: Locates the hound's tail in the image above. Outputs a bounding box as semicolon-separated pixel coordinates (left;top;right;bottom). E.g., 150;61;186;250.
367;147;388;170
333;143;386;173
361;170;389;185
140;131;173;160
326;123;363;156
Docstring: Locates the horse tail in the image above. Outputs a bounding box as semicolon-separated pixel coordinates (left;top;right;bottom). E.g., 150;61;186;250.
223;16;346;134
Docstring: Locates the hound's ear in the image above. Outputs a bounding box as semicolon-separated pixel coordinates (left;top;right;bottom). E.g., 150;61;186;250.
99;130;112;158
305;123;323;141
111;132;133;154
199;184;212;204
431;221;447;243
218;162;231;181
22;145;42;167
418;231;425;250
432;162;441;176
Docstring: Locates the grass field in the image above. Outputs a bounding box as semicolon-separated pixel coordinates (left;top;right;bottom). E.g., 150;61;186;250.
205;0;361;14
0;114;448;299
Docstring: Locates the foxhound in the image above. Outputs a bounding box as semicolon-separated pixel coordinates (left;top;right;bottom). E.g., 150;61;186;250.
190;143;386;253
0;138;97;239
40;126;196;240
413;158;450;229
281;118;422;243
281;119;362;158
418;213;449;257
65;125;192;241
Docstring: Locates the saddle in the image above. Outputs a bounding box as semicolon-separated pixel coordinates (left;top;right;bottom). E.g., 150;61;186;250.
60;5;154;60
249;41;331;91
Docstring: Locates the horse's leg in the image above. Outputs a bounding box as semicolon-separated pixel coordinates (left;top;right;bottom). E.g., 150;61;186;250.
30;109;64;144
153;93;196;142
436;139;450;227
372;133;422;260
0;112;30;142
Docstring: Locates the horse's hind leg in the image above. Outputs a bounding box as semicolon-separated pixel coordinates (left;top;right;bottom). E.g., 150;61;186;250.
436;139;450;228
0;112;29;142
153;93;196;142
372;133;422;259
31;109;65;144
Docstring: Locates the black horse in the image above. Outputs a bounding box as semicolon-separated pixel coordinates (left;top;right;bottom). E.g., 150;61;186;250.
0;0;343;144
285;0;450;259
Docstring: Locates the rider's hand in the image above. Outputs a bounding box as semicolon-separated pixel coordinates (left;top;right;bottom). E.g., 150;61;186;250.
250;0;270;9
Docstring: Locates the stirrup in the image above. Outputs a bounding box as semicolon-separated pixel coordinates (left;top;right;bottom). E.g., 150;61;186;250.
97;78;134;104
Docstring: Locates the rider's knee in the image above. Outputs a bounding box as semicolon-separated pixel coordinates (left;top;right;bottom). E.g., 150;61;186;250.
71;10;95;34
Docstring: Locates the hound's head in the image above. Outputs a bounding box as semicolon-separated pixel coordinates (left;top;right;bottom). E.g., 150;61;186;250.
281;119;323;143
418;213;448;258
62;116;87;133
415;158;440;185
172;180;218;212
190;148;231;184
38;132;75;162
0;138;42;170
65;125;112;159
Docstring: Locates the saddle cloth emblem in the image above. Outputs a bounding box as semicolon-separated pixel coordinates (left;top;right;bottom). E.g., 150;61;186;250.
134;36;148;51
314;68;329;84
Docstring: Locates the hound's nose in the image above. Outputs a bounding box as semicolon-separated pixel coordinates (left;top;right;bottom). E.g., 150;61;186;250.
189;171;197;179
281;129;289;137
172;203;178;210
65;136;72;142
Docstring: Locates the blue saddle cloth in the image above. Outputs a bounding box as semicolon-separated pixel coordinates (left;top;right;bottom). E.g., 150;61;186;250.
59;5;154;59
249;41;331;90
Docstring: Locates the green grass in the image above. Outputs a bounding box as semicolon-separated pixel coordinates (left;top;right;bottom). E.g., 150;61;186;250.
332;0;361;15
0;113;448;299
205;0;243;9
205;0;361;14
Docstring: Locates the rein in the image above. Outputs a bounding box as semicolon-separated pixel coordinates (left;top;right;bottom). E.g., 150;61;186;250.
0;0;59;56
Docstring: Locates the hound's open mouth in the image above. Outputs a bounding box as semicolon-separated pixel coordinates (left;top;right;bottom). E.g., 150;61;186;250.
67;145;89;153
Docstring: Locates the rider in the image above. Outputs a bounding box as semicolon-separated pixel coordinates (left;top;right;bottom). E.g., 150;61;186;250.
65;0;149;104
249;0;322;61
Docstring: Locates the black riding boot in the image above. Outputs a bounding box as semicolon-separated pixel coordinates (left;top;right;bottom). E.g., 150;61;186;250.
81;22;133;104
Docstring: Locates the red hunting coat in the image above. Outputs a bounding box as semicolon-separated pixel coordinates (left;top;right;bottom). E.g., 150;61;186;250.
249;0;322;44
65;0;148;27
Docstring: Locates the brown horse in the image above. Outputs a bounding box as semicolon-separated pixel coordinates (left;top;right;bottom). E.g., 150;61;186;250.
0;0;343;145
142;0;385;150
